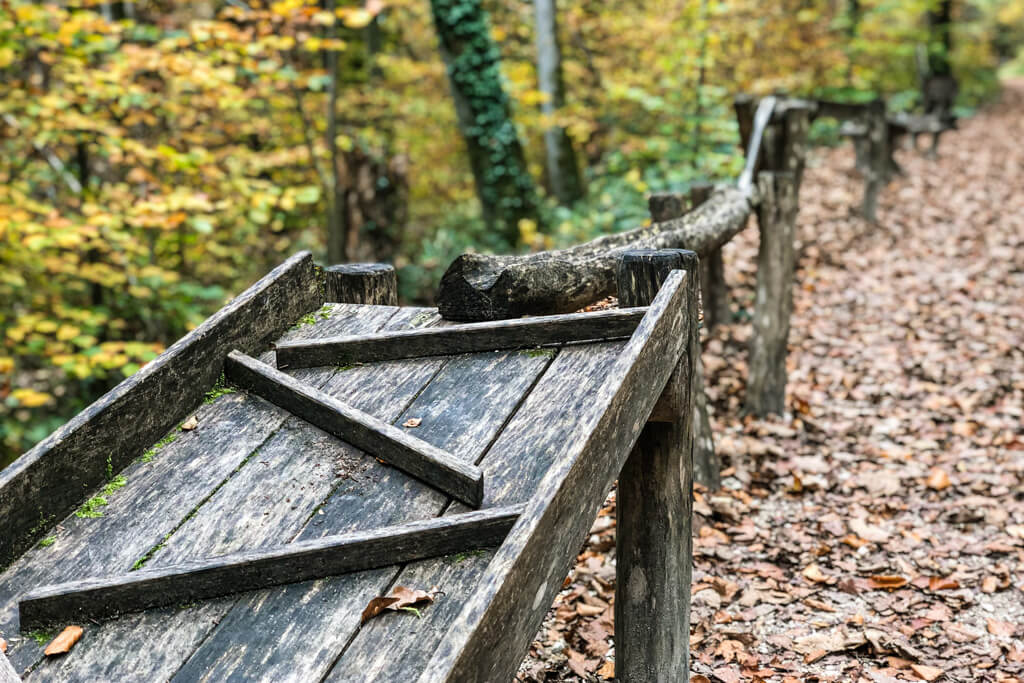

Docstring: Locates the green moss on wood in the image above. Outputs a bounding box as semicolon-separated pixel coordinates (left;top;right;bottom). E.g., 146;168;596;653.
75;475;127;519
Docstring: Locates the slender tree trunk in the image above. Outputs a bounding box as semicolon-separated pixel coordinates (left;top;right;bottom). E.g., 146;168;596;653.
691;0;710;158
927;0;954;77
533;0;582;205
430;0;540;244
326;0;347;263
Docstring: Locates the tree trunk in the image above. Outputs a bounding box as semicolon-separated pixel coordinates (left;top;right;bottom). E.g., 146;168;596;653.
430;0;540;243
326;0;347;263
534;0;583;205
437;186;751;320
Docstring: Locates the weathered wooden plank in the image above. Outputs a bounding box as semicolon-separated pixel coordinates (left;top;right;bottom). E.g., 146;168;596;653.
325;342;627;681
20;506;524;629
324;263;398;306
0;252;321;568
435;187;750;321
225;351;484;507
418;269;694;681
615;250;696;682
0;651;18;683
168;350;554;681
275;308;646;368
10;305;401;678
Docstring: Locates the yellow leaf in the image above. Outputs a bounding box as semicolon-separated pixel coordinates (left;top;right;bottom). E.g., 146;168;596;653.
338;8;373;28
12;388;52;408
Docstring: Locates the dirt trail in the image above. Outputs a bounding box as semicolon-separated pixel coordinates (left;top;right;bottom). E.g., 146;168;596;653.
522;81;1024;682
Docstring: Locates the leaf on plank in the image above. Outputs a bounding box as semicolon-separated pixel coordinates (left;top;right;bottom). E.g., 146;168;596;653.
360;585;437;623
44;625;83;656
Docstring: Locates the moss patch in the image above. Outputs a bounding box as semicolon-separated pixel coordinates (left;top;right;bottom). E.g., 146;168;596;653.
75;475;127;519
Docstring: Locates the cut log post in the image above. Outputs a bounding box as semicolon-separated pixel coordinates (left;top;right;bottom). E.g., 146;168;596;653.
435;186;752;321
862;99;889;221
323;263;398;305
689;182;729;330
614;249;696;682
746;172;798;416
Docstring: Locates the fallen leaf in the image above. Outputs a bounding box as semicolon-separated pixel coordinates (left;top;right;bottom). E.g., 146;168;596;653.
0;637;5;653
909;663;944;681
402;417;422;428
869;575;908;590
181;415;199;431
926;468;951;491
804;648;828;663
711;665;741;683
596;659;614;679
803;562;831;584
927;576;959;591
849;517;889;543
986;618;1015;636
361;585;437;623
44;625;83;656
981;576;999;593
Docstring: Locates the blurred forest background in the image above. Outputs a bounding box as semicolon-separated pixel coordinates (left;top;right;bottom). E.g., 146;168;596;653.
1;0;1023;466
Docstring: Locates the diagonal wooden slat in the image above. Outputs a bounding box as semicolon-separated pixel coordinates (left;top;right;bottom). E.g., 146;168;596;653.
274;307;647;368
18;505;524;630
224;351;485;507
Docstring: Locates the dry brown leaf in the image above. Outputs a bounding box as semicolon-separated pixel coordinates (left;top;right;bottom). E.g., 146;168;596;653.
402;417;422;428
595;659;614;679
0;637;6;653
804;648;828;664
909;663;944;681
181;415;199;431
849;517;889;543
927;576;959;591
690;676;710;683
869;575;908;590
986;618;1015;636
802;562;830;584
981;576;999;593
360;596;400;623
711;665;741;683
926;467;951;491
360;585;437;623
44;625;83;656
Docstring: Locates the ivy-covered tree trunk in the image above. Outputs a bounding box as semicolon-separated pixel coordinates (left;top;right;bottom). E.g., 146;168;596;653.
534;0;583;206
430;0;540;243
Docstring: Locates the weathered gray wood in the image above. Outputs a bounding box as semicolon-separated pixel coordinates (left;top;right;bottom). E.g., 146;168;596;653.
862;99;889;221
647;193;687;223
615;251;696;682
20;506;523;629
0;652;19;683
0;252;321;569
746;171;798;416
418;270;695;681
20;306;445;680
2;304;400;676
436;186;751;321
324;263;398;306
276;308;646;368
166;345;554;680
225;351;484;507
737;96;778;196
615;252;697;677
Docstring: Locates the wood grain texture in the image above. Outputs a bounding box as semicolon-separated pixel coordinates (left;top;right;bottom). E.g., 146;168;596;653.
275;308;646;368
0;652;18;683
418;269;695;682
14;305;402;679
168;347;553;681
0;251;321;568
326;344;626;681
19;506;523;629
746;171;798;416
225;350;484;507
435;187;750;321
324;263;398;306
615;251;696;683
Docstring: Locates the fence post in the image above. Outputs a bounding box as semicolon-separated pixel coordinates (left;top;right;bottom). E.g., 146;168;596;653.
615;248;696;683
323;263;398;305
643;198;720;490
745;101;809;416
862;98;889;221
689;183;729;330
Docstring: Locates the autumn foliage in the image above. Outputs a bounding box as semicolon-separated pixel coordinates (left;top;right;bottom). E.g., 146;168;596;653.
0;0;1019;463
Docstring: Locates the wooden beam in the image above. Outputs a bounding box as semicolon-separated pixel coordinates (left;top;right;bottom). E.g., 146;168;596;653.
275;308;647;369
224;351;485;507
418;268;696;681
615;250;696;682
0;252;322;568
18;505;523;630
0;651;19;683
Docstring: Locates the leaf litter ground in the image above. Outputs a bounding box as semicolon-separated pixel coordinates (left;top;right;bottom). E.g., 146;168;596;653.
519;82;1024;682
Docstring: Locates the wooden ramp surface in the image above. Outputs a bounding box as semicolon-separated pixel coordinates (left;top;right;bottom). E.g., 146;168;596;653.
0;265;690;681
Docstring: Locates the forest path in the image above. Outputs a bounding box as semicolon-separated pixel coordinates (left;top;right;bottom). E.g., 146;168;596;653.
522;81;1024;682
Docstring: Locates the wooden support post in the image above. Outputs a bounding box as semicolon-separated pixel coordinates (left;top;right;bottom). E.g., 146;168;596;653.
615;249;696;682
690;182;729;330
19;505;524;629
324;263;398;305
746;172;798;416
862;99;889;221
